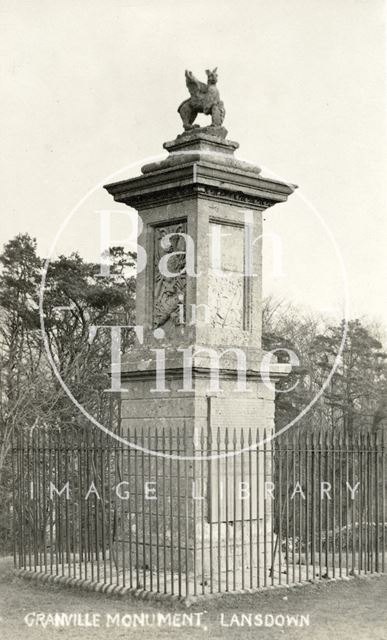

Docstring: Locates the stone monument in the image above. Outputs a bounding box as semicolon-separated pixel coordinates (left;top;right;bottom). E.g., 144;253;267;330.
104;68;296;583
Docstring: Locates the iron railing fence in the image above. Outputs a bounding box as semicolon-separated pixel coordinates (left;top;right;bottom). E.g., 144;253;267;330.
12;425;386;599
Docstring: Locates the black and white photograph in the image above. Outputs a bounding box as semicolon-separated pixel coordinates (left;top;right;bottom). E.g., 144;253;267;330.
0;1;386;638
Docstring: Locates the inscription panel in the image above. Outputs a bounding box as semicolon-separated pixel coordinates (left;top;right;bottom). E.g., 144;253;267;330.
208;397;270;522
208;222;246;336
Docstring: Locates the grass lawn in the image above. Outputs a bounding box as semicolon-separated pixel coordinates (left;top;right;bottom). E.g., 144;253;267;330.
0;558;386;640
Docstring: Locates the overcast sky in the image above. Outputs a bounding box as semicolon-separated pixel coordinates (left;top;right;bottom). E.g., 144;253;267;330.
1;0;386;325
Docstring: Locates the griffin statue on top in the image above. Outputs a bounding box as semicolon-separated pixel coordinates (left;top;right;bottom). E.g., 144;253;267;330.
178;67;225;131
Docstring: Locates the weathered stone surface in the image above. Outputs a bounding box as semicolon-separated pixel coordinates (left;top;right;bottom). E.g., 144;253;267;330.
153;221;186;329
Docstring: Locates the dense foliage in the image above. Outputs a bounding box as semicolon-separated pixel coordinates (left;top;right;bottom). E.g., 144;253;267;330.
0;234;136;549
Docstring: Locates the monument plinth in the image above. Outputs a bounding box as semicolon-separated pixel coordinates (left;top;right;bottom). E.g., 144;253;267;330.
104;70;296;578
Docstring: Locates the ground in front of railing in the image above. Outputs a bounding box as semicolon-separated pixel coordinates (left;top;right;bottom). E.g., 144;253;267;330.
0;558;386;640
12;550;387;605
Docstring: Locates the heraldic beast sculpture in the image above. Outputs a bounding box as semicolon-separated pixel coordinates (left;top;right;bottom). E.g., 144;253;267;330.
178;67;225;131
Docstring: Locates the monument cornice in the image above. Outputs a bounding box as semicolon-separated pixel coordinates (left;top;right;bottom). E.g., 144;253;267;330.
120;363;291;384
104;160;296;211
